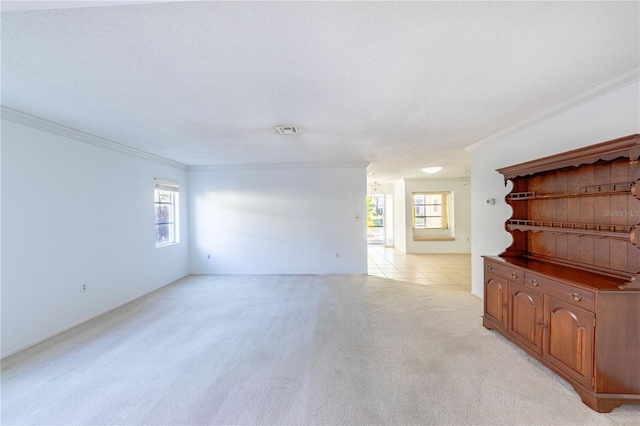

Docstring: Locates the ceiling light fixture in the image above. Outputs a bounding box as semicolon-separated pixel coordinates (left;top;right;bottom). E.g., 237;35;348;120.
276;125;299;135
422;166;442;174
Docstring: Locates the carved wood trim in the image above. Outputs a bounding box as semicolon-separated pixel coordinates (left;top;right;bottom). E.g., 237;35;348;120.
497;134;640;183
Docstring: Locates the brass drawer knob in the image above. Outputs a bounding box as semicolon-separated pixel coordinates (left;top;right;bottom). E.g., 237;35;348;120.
571;293;583;302
510;272;518;279
486;264;493;270
530;279;539;287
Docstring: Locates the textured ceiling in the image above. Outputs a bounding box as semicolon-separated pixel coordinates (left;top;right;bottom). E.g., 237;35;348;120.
1;1;639;181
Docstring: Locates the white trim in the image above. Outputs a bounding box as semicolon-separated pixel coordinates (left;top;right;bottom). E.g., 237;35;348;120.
464;63;640;153
1;106;188;170
403;176;469;183
188;161;370;172
0;1;175;12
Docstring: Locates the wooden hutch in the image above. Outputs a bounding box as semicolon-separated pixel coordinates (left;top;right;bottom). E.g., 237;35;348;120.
482;134;640;413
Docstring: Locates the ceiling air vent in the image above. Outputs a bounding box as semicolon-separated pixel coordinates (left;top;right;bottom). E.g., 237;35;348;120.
276;125;299;135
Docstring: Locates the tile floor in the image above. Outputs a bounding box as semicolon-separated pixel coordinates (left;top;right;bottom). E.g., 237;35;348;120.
368;245;471;292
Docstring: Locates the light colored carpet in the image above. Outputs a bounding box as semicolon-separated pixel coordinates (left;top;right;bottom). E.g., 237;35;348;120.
2;274;639;425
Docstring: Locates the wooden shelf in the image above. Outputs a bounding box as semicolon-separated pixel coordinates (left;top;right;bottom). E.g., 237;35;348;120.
506;219;638;244
507;181;635;201
498;136;640;274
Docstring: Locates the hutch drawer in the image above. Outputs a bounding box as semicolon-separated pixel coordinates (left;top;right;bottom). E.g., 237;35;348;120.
526;272;595;312
484;259;525;284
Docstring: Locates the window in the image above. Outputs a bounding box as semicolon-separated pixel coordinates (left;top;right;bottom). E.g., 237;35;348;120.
154;178;179;247
366;194;385;245
412;192;453;241
413;192;448;229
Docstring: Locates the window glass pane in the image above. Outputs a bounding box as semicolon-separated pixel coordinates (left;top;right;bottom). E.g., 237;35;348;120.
425;217;442;228
372;195;384;222
367;195;384;227
155;189;173;203
155;204;174;223
414;194;424;204
425;205;440;216
415;217;425;228
155;224;174;245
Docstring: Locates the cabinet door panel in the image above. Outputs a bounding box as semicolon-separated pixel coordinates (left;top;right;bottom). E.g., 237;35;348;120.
484;273;508;329
509;282;543;355
544;297;595;388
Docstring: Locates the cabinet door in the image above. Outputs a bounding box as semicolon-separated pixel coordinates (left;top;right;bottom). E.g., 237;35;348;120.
509;282;543;355
484;273;508;330
543;296;595;388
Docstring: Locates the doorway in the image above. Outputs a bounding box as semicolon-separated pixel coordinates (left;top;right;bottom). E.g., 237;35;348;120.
367;193;393;246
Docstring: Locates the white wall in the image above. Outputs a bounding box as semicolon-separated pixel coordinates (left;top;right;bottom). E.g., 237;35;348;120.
367;181;394;195
403;178;471;253
189;165;368;274
393;179;407;252
469;81;640;298
1;120;190;357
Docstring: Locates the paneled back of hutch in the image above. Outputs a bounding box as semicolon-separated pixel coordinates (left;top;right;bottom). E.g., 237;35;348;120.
483;134;640;413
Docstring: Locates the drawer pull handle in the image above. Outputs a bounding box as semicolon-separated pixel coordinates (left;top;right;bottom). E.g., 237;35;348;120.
510;272;518;279
486;264;493;270
571;293;583;302
530;279;539;287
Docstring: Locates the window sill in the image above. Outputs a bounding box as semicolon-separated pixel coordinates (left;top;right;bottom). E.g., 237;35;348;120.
156;242;179;248
412;237;455;241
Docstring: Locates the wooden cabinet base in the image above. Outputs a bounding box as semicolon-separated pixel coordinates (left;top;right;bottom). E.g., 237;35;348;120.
578;391;640;414
485;314;639;413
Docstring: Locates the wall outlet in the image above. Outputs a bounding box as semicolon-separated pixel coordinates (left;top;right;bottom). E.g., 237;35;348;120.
335;252;340;258
80;283;88;292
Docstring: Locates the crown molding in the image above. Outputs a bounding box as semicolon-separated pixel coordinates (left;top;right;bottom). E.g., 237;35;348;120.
464;62;640;153
403;176;469;183
1;106;188;170
188;161;370;172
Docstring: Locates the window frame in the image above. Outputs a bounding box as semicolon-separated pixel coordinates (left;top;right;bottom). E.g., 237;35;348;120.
411;191;454;241
154;178;180;248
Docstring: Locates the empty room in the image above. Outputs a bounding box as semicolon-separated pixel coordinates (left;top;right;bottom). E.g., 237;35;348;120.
1;1;639;425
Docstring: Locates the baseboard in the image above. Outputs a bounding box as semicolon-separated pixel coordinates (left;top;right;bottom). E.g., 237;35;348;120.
1;274;190;360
